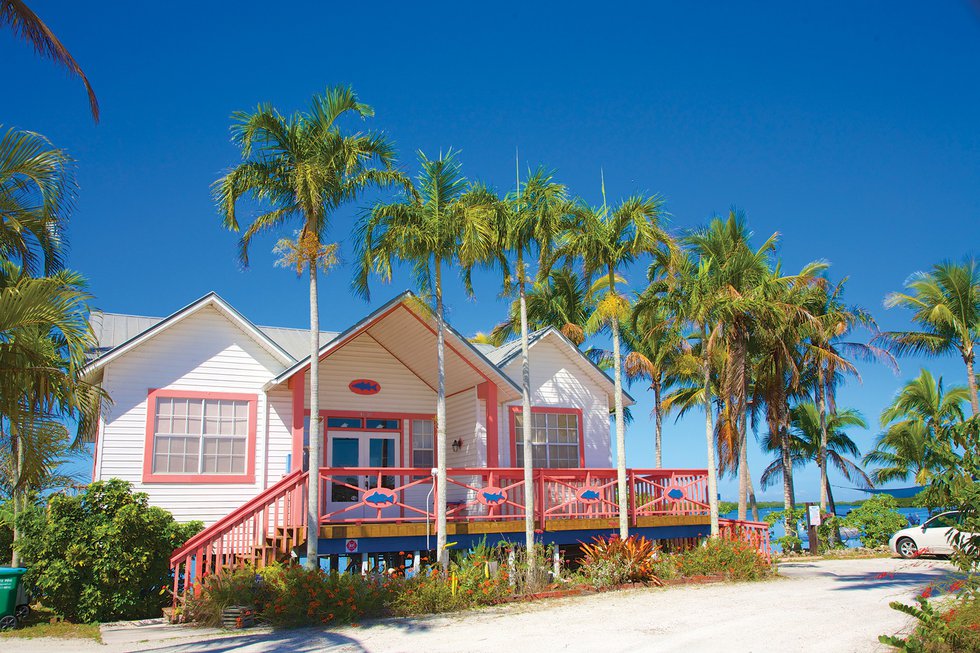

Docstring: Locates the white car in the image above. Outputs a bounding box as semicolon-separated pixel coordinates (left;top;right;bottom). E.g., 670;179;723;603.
889;510;967;558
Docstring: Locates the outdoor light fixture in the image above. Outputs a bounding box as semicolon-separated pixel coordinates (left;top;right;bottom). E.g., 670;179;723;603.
451;438;463;452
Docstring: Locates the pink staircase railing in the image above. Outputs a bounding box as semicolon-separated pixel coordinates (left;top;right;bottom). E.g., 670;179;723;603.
719;518;773;562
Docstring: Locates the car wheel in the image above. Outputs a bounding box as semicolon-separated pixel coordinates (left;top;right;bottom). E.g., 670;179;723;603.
897;537;918;559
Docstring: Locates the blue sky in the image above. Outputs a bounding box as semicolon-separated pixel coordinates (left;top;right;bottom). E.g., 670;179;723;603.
5;2;980;502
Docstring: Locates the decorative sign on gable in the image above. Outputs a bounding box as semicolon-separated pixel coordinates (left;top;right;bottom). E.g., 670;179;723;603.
349;379;381;395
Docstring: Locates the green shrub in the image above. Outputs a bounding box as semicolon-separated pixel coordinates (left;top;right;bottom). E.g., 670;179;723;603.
577;535;665;590
764;507;805;553
394;542;511;615
185;566;273;627
261;565;398;627
674;537;773;581
842;494;907;548
879;591;980;652
15;479;202;622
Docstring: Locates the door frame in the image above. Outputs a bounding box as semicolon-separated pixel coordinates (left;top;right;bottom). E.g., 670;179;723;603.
305;409;438;468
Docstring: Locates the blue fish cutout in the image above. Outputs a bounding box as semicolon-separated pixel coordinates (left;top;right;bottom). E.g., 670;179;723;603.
482;491;505;504
667;488;685;500
365;491;394;505
351;381;380;392
580;489;600;501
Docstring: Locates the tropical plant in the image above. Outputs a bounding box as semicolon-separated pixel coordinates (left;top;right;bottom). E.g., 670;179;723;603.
558;187;669;538
577;535;665;588
355;150;494;570
864;369;968;485
215;85;400;569
16;479;202;622
487;166;569;563
672;536;773;581
0;126;75;276
841;494;908;548
1;1;99;121
760;402;872;516
880;259;980;415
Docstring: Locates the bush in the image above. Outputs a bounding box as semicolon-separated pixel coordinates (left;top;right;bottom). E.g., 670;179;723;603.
394;542;511;614
673;537;773;581
842;494;907;548
15;479;202;622
577;535;666;590
879;590;980;652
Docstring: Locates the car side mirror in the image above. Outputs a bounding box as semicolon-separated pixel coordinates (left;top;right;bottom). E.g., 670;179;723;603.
921;525;927;532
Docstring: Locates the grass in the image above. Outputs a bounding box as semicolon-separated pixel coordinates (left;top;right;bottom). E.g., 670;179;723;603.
0;605;101;642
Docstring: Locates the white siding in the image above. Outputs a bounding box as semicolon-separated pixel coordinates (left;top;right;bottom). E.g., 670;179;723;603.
95;306;285;525
266;388;294;484
444;388;484;504
502;338;612;467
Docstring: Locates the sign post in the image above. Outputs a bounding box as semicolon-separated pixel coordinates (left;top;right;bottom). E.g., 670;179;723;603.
805;503;821;555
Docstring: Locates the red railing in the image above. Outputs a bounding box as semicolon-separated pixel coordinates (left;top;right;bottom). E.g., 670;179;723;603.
169;466;725;605
169;470;307;606
719;518;773;562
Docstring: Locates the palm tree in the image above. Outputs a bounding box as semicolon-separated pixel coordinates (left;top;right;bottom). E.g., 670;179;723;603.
487;167;569;562
2;1;99;121
0;263;105;565
0;127;75;275
355;150;494;570
864;369;968;485
215;86;400;570
488;267;615;346
880;259;980;415
760;402;871;516
559;189;669;538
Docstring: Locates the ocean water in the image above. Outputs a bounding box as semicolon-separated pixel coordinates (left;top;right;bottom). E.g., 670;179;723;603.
723;504;934;551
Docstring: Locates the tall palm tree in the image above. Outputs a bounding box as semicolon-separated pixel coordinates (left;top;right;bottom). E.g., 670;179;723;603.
2;1;99;121
215;86;399;570
355;150;494;570
489;167;568;561
864;369;968;485
0;126;75;276
760;402;871;516
559;190;669;538
880;259;980;415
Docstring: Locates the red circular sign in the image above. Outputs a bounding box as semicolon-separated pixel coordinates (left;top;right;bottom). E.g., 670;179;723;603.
477;486;507;506
576;486;602;504
363;486;398;508
349;379;381;395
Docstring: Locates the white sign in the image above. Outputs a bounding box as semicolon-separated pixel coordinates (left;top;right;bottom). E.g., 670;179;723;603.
345;538;358;553
808;505;822;526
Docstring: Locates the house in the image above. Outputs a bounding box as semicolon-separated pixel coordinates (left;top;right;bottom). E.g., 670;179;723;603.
82;291;744;595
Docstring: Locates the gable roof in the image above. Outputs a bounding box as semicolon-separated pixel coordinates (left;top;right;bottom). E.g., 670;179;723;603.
267;291;522;398
83;292;303;379
487;327;636;405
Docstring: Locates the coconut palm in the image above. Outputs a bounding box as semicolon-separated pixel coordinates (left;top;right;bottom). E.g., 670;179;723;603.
355;150;494;570
559;189;669;538
864;369;968;485
2;1;99;121
488;267;616;346
0;126;75;276
880;259;980;415
760;402;871;515
215;86;400;570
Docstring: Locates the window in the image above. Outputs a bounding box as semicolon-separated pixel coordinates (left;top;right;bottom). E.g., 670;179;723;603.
366;418;400;430
412;419;434;468
148;392;254;480
327;417;363;429
514;411;580;468
925;512;961;529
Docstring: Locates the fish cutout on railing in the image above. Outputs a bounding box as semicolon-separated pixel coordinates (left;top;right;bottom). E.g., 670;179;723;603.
577;487;601;503
666;487;686;501
349;379;381;395
477;486;507;506
364;489;397;506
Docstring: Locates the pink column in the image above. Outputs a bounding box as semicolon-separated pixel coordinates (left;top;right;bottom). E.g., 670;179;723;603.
478;382;499;467
290;372;305;471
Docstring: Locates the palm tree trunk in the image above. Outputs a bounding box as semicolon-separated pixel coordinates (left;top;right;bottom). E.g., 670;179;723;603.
737;434;748;522
964;348;979;416
435;260;449;572
653;381;663;469
702;328;720;538
609;271;629;538
518;255;535;565
776;392;796;538
305;258;321;570
816;366;829;513
9;419;20;567
746;460;759;522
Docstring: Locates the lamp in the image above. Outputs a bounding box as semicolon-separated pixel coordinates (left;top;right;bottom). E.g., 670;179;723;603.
451;438;463;452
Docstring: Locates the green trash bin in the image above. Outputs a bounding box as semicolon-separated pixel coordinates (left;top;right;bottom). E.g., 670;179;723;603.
0;567;28;630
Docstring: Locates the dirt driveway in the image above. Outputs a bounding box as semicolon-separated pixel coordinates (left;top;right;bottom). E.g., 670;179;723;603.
6;557;956;653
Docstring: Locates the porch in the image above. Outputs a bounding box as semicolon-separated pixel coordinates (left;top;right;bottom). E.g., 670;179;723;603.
169;465;771;602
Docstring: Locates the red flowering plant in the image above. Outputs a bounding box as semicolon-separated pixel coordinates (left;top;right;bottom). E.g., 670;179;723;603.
393;540;511;615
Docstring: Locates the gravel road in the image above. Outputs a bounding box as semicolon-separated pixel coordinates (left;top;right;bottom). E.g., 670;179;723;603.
5;557;956;653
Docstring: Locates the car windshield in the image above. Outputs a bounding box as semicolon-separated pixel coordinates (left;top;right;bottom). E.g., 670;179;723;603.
924;512;960;529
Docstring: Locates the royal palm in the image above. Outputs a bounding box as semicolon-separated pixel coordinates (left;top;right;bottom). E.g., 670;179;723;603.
355;150;494;570
215;86;399;569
